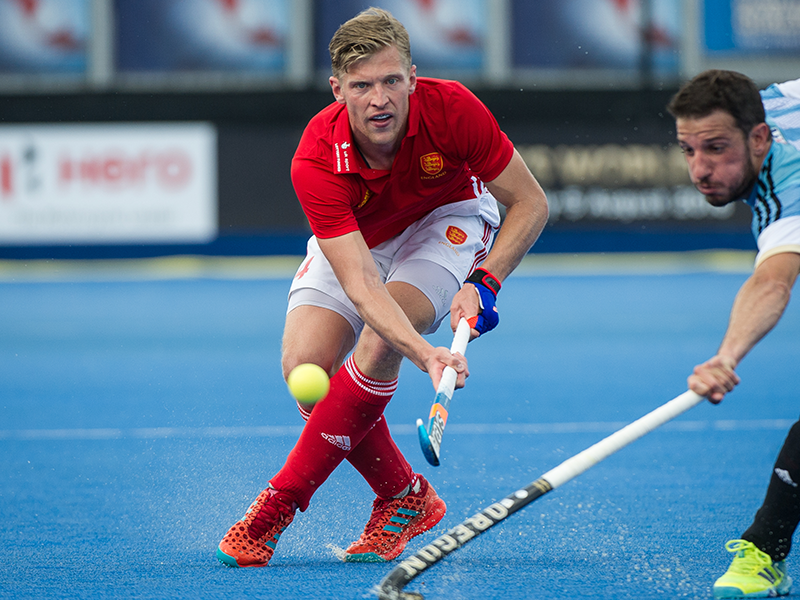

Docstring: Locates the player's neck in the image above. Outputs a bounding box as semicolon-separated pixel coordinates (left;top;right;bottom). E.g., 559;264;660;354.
351;119;408;171
354;139;399;171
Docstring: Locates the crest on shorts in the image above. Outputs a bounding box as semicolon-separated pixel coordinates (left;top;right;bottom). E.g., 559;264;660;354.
446;226;467;245
420;152;443;176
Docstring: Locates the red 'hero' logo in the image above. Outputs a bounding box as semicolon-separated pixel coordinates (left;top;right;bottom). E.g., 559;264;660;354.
1;155;11;199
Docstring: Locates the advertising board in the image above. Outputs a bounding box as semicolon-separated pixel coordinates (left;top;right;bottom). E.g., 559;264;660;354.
0;123;217;244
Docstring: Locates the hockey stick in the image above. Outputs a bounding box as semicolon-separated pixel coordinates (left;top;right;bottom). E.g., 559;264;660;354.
417;317;471;466
378;389;704;600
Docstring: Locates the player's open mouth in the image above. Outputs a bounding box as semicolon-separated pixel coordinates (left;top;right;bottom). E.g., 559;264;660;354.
370;114;392;125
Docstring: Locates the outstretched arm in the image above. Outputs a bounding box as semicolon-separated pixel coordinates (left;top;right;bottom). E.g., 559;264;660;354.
318;230;467;389
689;251;800;402
450;148;549;335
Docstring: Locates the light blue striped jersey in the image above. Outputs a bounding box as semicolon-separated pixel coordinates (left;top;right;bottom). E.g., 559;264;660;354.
761;80;800;150
744;140;800;240
740;82;800;241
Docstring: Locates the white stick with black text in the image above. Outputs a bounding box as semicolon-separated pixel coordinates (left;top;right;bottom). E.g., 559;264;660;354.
380;390;705;600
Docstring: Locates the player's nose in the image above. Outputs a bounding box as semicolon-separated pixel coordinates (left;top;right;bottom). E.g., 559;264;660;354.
688;153;713;181
370;84;389;107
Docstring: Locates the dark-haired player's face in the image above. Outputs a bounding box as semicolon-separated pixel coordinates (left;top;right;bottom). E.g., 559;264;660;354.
676;110;761;206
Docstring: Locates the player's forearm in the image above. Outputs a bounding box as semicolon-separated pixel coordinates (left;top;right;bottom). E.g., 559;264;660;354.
481;193;548;281
482;151;548;281
717;274;793;365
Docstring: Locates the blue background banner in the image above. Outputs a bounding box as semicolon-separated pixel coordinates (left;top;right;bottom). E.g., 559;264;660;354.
115;0;289;73
0;0;88;74
512;0;681;72
704;0;800;54
316;0;486;72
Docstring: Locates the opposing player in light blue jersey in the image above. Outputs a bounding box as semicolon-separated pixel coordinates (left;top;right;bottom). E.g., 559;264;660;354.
762;79;800;150
668;70;800;599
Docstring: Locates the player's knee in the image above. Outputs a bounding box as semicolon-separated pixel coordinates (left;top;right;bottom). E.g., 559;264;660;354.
281;330;354;381
280;353;335;382
354;328;403;378
356;327;388;358
281;355;301;382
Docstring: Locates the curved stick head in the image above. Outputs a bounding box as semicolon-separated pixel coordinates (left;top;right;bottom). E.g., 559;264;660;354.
416;418;440;466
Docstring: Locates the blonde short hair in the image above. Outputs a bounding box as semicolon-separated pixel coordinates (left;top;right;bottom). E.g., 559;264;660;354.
329;7;412;79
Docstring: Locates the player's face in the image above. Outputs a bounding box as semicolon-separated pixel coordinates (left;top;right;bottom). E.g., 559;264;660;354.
330;46;416;163
675;110;762;207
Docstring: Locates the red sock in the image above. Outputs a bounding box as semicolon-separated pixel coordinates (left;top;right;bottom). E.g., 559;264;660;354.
293;375;414;499
271;356;397;510
346;416;414;499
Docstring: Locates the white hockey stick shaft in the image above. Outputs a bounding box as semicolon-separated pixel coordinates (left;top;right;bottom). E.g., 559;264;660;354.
542;390;704;489
380;389;705;599
437;317;471;396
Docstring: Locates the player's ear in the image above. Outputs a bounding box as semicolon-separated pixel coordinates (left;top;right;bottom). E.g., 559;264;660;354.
330;76;346;104
749;122;771;156
408;65;417;95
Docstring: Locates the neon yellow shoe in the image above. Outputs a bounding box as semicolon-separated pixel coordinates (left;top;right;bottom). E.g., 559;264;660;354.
713;540;792;598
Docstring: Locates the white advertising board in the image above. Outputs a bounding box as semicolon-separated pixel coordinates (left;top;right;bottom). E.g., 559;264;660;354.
0;123;217;244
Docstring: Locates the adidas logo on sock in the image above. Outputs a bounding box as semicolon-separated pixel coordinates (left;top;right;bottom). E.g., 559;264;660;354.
321;433;351;451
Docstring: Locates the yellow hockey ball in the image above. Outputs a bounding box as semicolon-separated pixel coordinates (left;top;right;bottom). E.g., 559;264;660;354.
287;363;330;405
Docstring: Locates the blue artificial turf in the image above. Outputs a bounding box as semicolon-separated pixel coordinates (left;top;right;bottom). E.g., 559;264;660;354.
1;261;797;599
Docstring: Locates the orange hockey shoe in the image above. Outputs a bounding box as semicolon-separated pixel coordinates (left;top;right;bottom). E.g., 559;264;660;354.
217;488;297;568
344;475;446;563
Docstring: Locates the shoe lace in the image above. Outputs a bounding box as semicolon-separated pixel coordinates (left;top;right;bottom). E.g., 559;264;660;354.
361;497;397;538
249;491;295;541
725;540;774;575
